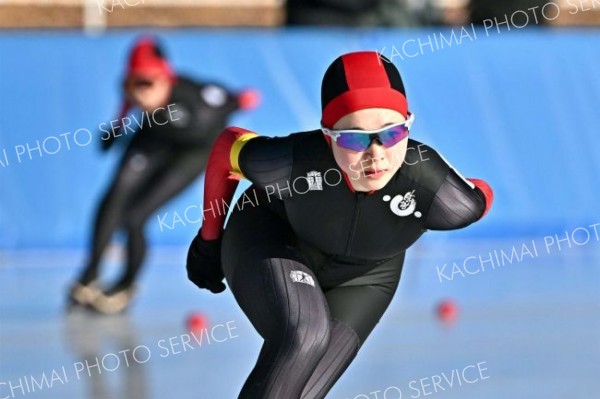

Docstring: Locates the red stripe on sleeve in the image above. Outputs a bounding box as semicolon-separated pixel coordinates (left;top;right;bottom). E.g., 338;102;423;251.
467;178;494;219
200;126;252;240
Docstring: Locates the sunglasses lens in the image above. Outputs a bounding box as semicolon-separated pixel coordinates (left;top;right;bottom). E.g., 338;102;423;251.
379;125;409;147
331;121;410;151
336;134;371;151
133;79;154;88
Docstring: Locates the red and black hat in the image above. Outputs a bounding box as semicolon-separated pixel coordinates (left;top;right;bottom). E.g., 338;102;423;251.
321;51;407;128
117;36;175;122
126;36;175;81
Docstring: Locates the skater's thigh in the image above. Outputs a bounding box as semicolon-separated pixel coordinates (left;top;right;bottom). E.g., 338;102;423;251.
104;140;169;204
221;187;296;281
221;191;328;339
324;284;395;345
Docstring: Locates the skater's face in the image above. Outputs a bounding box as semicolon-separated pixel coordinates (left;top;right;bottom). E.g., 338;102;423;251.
125;74;173;112
330;108;408;192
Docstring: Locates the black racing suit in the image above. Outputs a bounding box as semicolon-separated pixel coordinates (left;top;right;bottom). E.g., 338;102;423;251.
216;130;489;398
78;76;241;293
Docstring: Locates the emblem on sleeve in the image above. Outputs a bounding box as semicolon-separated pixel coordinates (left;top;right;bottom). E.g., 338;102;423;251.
200;85;227;107
383;190;421;218
290;270;315;287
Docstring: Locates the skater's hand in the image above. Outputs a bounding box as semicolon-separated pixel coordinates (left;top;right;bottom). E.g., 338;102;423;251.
186;234;226;294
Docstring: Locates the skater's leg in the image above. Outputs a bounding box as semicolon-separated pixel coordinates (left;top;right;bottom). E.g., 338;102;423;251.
300;263;403;398
77;145;165;286
221;196;332;399
114;148;208;291
90;149;207;313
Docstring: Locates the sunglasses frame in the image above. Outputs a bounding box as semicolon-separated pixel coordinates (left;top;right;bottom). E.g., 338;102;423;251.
322;113;415;151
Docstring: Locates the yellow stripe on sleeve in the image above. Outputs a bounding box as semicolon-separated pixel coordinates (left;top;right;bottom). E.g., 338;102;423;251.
230;132;259;179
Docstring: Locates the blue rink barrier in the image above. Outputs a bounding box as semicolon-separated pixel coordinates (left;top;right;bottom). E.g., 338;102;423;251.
0;28;599;249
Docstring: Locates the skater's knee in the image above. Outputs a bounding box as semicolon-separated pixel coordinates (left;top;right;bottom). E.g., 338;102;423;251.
123;209;148;230
276;311;332;362
301;321;331;360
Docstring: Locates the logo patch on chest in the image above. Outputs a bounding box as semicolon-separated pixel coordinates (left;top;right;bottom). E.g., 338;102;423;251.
305;171;323;191
383;190;422;218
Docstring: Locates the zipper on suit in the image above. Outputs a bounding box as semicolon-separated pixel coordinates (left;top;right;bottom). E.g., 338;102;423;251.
344;192;365;256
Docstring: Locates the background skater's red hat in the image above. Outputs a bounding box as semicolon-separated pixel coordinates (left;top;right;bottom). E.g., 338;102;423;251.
126;36;175;80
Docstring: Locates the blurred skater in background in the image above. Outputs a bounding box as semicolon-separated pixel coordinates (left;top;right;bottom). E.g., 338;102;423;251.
68;36;259;314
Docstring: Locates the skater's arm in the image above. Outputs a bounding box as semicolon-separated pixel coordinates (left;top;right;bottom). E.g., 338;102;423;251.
200;126;258;240
155;80;258;148
422;148;493;230
200;127;295;239
188;125;258;293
